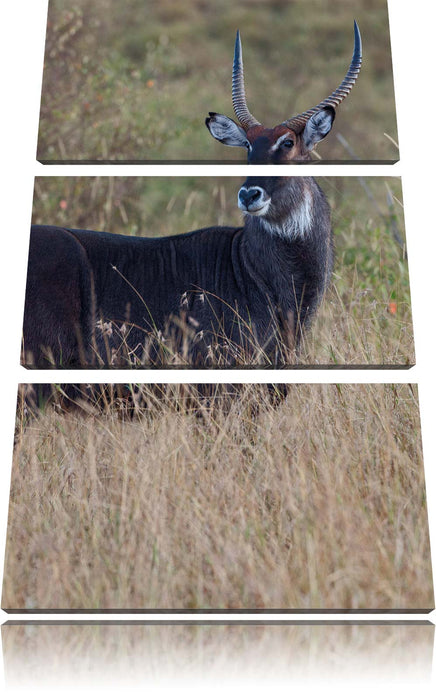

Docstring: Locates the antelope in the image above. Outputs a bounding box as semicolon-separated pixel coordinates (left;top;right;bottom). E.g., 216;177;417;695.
22;176;333;368
206;22;362;162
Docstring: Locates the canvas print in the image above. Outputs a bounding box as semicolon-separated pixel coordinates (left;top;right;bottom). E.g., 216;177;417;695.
36;0;398;163
2;622;434;685
21;176;414;369
3;383;433;612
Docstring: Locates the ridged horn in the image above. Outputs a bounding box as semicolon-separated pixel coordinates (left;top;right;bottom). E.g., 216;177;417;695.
285;20;362;131
232;30;261;130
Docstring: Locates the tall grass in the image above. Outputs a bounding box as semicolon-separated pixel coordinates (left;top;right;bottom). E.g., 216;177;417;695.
37;0;397;162
4;383;433;611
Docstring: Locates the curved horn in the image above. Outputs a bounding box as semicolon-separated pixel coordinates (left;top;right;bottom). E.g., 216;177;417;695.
232;30;261;130
286;20;362;130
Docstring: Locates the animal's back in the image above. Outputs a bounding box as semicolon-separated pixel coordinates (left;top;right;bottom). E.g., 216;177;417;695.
23;224;253;367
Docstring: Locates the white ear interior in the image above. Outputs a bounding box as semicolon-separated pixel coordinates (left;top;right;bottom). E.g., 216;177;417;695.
206;113;249;148
303;108;335;149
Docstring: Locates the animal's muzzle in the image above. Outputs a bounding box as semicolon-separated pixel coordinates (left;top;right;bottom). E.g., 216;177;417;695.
238;186;271;215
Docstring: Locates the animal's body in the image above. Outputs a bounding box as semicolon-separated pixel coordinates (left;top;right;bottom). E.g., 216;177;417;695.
22;177;333;368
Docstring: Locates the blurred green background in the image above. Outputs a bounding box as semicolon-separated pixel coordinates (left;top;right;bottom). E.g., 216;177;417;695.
30;176;413;365
37;0;398;162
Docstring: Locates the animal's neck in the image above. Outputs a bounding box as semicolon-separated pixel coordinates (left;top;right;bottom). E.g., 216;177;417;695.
240;190;332;330
242;219;317;294
261;190;314;241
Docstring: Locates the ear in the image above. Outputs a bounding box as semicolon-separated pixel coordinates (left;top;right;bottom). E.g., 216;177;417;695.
303;106;335;150
205;112;250;148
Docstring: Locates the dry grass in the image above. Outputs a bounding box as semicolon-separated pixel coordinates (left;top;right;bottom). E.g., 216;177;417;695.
3;384;433;611
3;623;434;685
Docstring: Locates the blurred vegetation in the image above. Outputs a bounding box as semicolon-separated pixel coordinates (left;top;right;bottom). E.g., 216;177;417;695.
37;0;398;162
31;176;414;366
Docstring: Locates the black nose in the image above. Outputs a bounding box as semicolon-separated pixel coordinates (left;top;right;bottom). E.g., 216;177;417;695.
238;187;263;208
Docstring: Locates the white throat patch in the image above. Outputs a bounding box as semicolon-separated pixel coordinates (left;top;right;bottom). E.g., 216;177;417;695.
262;188;313;240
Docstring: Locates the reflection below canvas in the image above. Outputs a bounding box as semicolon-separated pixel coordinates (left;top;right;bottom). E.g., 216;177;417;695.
2;622;433;686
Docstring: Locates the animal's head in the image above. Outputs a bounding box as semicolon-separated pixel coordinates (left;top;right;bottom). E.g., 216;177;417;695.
206;22;362;163
237;176;314;237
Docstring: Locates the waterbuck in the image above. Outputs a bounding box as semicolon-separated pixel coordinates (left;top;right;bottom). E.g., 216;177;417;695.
206;22;362;162
22;177;333;368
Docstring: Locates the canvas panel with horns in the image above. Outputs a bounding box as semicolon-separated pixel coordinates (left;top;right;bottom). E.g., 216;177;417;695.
36;0;397;163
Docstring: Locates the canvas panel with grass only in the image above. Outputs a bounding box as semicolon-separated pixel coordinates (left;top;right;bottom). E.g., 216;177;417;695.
22;176;414;369
4;383;433;612
36;0;398;163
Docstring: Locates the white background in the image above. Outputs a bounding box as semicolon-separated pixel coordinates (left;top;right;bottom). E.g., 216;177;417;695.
0;0;435;697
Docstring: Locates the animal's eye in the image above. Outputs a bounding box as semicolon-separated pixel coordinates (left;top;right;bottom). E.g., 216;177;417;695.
282;139;294;148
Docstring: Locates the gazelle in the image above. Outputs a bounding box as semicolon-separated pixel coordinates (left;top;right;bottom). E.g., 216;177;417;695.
206;22;362;162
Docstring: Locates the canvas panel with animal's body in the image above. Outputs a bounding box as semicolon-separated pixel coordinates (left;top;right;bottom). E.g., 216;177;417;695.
22;177;333;368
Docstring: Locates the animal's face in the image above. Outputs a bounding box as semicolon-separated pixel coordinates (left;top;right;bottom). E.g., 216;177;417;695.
238;176;317;241
206;108;335;163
